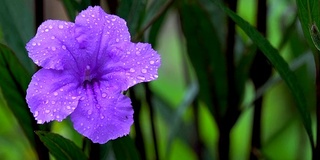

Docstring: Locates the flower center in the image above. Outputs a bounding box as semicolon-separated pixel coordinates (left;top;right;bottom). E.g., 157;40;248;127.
85;65;92;82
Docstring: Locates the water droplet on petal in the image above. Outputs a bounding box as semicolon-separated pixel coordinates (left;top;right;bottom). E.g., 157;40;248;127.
45;110;50;113
38;120;43;123
34;111;39;117
49;25;53;29
71;96;77;100
137;76;146;80
66;106;71;109
45;29;49;32
80;123;83;126
91;14;95;17
88;110;92;115
51;36;55;39
102;93;107;98
58;24;64;29
116;38;119;42
111;18;116;21
130;68;135;72
32;42;36;46
154;75;158;78
150;60;155;64
56;115;60;119
141;69;147;73
53;92;58;96
100;114;105;119
51;47;56;51
62;45;66;50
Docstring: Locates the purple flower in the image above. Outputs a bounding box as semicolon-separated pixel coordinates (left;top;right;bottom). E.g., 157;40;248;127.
25;6;160;143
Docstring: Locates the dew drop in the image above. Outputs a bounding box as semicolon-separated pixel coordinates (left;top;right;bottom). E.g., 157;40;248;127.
45;29;49;32
71;96;77;100
32;42;36;46
80;123;83;126
111;18;116;21
91;14;95;17
137;76;146;80
44;100;49;104
116;38;119;42
154;75;158;78
56;115;60;119
45;110;50;113
62;45;66;50
127;51;131;54
102;93;107;98
53;92;58;96
58;24;64;29
100;114;105;119
34;111;39;117
38;120;43;124
136;51;140;55
51;47;56;51
150;60;155;64
51;36;55;39
59;88;64;92
130;68;135;72
66;106;71;109
141;69;147;74
49;25;53;29
88;110;92;115
86;65;91;70
37;42;41;46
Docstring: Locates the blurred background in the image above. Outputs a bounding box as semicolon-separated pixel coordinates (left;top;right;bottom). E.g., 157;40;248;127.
0;0;317;159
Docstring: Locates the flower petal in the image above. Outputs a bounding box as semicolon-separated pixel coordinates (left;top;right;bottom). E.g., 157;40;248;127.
100;42;161;90
70;81;133;144
74;6;130;57
26;69;81;123
26;20;80;70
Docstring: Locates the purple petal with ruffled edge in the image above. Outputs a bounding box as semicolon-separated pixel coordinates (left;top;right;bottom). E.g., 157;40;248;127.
111;42;161;89
70;80;133;143
26;69;81;123
74;6;130;60
26;20;81;70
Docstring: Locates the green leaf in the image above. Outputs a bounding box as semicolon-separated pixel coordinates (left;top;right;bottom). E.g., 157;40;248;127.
211;0;314;147
165;82;198;156
0;0;35;73
35;131;87;160
61;0;80;20
146;0;169;47
178;0;228;116
117;0;147;36
0;44;35;146
112;136;140;160
60;0;91;21
296;0;320;52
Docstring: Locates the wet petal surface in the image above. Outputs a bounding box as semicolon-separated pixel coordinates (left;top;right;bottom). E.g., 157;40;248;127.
71;80;133;143
26;20;81;70
26;69;81;123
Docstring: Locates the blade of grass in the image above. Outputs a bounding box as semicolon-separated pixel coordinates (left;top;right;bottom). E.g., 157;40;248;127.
211;0;315;149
